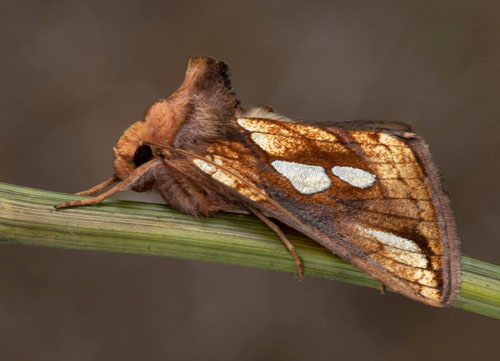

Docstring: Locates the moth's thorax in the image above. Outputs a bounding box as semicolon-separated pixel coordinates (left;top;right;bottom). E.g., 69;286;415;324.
144;99;184;145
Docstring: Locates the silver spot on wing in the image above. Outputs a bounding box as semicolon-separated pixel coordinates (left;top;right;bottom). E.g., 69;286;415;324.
331;166;376;188
271;160;331;194
359;226;421;253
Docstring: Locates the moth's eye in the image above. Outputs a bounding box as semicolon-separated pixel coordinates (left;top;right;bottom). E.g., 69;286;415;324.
133;145;153;167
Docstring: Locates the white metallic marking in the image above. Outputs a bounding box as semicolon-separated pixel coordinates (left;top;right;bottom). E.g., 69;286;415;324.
360;227;421;253
331;166;376;188
193;159;215;174
194;159;235;187
212;169;236;187
271;160;331;194
194;158;266;202
384;248;428;268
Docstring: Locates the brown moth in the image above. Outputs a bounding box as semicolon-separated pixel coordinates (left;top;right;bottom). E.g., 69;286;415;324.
55;56;461;307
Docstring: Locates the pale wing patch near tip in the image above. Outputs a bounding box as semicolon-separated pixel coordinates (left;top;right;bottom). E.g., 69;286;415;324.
271;160;331;194
370;254;438;287
419;287;441;301
359;226;421;253
380;247;428;268
331;166;376;188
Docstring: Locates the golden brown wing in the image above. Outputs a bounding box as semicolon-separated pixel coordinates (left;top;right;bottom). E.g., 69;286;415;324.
192;115;460;306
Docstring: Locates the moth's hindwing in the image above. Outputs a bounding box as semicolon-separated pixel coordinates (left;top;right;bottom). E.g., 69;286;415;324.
193;115;461;306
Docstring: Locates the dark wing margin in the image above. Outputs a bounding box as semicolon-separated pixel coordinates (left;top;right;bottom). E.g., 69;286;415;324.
400;130;461;306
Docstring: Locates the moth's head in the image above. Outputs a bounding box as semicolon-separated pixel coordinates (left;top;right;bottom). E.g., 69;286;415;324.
112;100;179;180
112;121;155;180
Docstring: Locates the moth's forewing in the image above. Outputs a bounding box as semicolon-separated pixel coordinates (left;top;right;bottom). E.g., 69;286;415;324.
193;115;460;306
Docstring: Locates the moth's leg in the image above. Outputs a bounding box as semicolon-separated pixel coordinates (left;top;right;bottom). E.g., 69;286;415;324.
247;205;304;279
378;283;386;294
55;160;160;210
75;175;118;196
55;181;128;209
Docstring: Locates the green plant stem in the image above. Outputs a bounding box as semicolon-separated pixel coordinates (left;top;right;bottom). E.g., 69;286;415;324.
0;182;498;319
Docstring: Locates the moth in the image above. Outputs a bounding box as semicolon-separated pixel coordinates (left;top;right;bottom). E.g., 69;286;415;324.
55;56;461;307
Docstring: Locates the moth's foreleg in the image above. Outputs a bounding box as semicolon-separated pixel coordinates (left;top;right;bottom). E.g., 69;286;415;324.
378;283;387;294
54;181;127;209
247;205;304;279
75;175;118;196
55;160;160;210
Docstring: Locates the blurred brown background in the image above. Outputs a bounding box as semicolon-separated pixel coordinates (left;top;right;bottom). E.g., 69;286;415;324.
1;0;499;360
